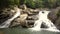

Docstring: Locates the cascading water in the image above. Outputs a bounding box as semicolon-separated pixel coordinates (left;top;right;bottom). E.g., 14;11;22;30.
0;8;20;28
0;9;60;34
29;10;60;32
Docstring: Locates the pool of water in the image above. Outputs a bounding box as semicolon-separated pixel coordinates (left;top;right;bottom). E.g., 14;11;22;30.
0;27;60;34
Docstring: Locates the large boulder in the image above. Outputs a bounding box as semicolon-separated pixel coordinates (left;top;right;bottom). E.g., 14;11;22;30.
55;17;60;30
48;7;60;30
48;8;59;23
10;14;28;27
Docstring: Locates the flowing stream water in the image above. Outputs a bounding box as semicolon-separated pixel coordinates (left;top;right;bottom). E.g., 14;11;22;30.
0;8;20;28
0;10;60;34
28;10;60;32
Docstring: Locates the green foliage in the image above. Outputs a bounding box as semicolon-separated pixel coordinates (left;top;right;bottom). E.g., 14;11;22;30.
25;0;36;9
25;0;60;8
56;0;60;6
47;0;57;8
25;0;45;8
0;0;20;8
20;0;25;5
0;0;60;8
35;0;44;8
14;0;20;5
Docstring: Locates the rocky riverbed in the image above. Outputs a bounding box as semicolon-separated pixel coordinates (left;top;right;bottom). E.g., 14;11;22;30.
0;5;60;30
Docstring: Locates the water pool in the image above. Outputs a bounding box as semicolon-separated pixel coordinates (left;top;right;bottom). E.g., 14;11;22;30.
0;27;60;34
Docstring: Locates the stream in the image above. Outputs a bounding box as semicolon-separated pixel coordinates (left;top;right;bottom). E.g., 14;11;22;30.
0;9;60;34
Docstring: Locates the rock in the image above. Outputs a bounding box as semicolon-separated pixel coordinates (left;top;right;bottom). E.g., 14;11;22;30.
10;14;28;27
20;20;34;28
10;8;39;28
55;17;60;30
48;9;59;23
30;9;39;13
0;8;16;24
0;7;21;27
48;7;60;30
10;18;20;27
19;4;27;10
26;15;38;20
21;8;39;16
20;14;28;20
19;14;31;28
27;9;39;16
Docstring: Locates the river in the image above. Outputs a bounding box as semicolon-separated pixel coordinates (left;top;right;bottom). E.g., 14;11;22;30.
0;27;60;34
0;9;60;34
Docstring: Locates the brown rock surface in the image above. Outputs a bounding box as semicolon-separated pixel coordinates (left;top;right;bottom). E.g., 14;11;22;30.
55;17;60;30
0;8;16;24
10;8;39;28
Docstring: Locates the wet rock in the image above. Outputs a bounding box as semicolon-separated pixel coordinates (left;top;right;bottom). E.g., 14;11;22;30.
41;22;48;28
0;7;21;28
55;17;60;30
0;8;16;24
19;14;35;28
48;7;60;30
10;19;20;27
10;8;39;28
10;14;28;27
21;8;39;16
48;9;59;23
26;15;38;20
20;20;34;28
27;9;39;16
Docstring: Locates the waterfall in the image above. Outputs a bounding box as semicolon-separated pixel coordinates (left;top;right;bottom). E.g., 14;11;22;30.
29;10;60;32
0;8;20;28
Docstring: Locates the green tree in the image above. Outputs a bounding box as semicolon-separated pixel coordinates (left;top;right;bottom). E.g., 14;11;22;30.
14;0;20;5
25;0;36;8
56;0;60;6
35;0;44;8
47;0;57;8
0;0;20;8
25;0;44;8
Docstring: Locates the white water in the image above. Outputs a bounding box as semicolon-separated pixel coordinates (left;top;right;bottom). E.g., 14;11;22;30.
29;10;60;32
0;8;20;28
0;8;60;32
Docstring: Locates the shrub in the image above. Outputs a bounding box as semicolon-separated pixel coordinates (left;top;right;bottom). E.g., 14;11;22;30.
14;0;20;5
0;0;60;8
56;0;60;6
0;0;20;8
25;0;36;9
25;0;60;9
